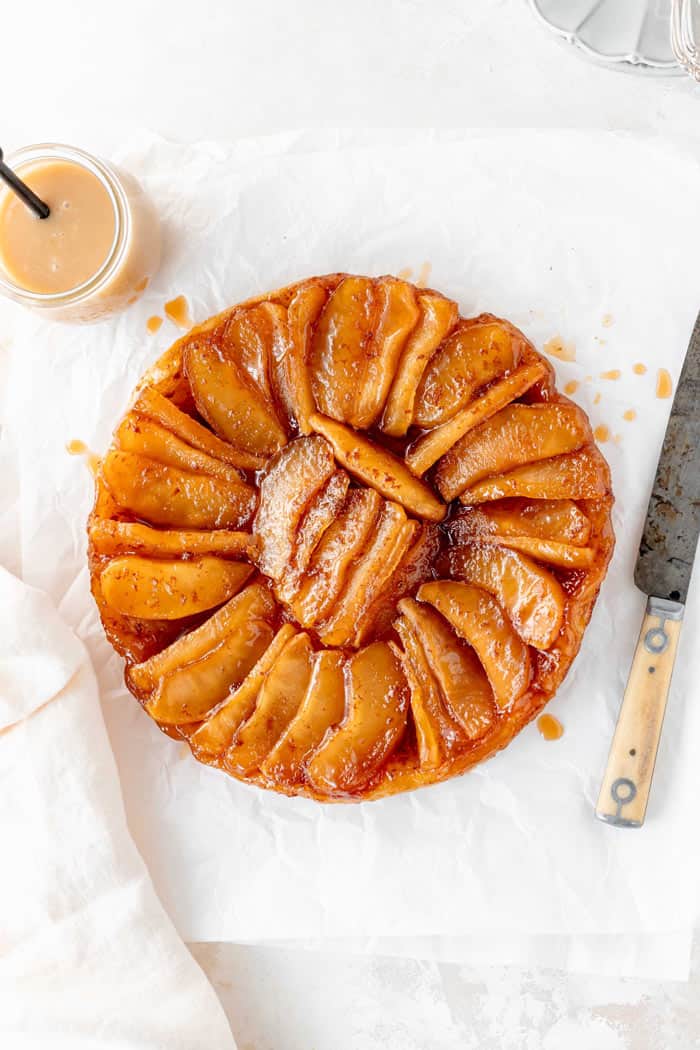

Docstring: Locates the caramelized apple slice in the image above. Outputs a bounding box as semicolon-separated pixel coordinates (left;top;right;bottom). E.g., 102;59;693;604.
395;615;463;768
88;519;259;560
282;281;327;433
460;448;611;504
184;340;287;456
116;415;243;483
418;581;532;709
405;360;546;476
145;618;274;725
261;650;347;785
445;545;565;650
381;292;458;437
353;277;420;427
127;580;275;696
100;556;253;620
309;276;376;423
436;403;592;502
290;489;383;627
225;632;314;776
190;624;297;757
306;641;409;794
309;412;445;522
488;535;595;569
398;598;495;739
102;451;256;530
132;386;263;471
449;500;591;546
222;303;288;407
254;435;335;580
318;503;415;647
413;317;522;428
276;470;350;603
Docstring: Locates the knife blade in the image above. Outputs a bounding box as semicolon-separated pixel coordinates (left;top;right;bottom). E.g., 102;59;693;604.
596;311;700;827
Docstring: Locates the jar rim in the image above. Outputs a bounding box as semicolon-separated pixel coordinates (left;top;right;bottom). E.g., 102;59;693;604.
0;143;130;306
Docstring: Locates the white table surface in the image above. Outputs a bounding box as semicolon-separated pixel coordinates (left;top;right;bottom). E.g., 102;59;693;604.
5;1;700;1047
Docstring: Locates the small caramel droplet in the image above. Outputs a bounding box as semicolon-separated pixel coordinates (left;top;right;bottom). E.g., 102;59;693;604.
537;714;564;741
593;392;601;405
543;336;576;363
397;267;413;280
600;369;621;381
66;439;87;456
147;315;163;334
86;453;101;477
164;295;193;330
602;314;614;328
656;368;673;399
633;363;647;375
416;262;432;288
564;380;579;395
623;409;636;422
594;424;610;443
134;277;149;292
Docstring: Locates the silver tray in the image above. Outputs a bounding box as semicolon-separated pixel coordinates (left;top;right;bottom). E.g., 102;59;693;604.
529;0;683;75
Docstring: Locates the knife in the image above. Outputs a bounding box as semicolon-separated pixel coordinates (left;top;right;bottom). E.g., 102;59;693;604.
596;311;700;827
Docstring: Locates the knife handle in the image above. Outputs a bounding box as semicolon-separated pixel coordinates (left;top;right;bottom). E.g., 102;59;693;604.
595;596;684;827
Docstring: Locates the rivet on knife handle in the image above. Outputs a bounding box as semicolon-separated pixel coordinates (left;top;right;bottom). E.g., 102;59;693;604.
596;596;683;827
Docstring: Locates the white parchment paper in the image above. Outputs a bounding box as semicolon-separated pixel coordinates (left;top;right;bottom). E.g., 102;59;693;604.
3;130;700;979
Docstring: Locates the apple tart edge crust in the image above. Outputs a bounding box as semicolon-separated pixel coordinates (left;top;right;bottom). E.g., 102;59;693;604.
87;273;614;803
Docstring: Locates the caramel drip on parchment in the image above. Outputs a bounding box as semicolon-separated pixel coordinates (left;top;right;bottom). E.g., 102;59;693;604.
600;369;621;381
543;336;576;363
165;295;193;330
147;315;163;334
537;714;564;740
66;439;101;475
656;369;673;399
594;424;610;443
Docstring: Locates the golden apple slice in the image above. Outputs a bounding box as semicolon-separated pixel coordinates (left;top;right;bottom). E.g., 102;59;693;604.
309;412;445;522
317;503;415;647
190;624;297;757
381;292;459;437
309;276;376;423
353;277;420;427
289;489;383;627
254;435;335;580
436;403;592;502
116;415;243;483
397;597;495;739
261;650;347;786
222;303;288;408
127;580;275;696
145;618;274;725
100;555;254;620
418;581;532;709
445;545;565;650
282;280;328;433
395;615;463;768
306;641;409;795
405;360;547;476
460;447;611;504
449;499;591;546
102;450;256;530
276;470;350;603
132;386;264;471
413;317;522;428
487;535;595;569
225;632;314;776
88;519;259;560
184;340;287;456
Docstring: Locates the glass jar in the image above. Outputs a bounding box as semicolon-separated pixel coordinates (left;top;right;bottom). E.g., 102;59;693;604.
0;143;161;323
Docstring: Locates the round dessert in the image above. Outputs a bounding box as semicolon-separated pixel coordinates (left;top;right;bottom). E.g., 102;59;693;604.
88;273;614;802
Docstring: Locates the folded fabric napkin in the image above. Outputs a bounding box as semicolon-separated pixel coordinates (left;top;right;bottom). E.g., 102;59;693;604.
0;566;236;1049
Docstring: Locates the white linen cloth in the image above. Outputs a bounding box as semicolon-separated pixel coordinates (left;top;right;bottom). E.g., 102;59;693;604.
0;566;236;1050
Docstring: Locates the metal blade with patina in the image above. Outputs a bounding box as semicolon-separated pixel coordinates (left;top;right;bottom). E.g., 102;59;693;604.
635;311;700;604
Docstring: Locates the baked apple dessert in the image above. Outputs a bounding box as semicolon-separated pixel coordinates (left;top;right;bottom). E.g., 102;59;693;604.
88;274;614;801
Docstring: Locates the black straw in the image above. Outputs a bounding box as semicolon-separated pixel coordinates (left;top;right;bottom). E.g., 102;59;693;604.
0;147;50;219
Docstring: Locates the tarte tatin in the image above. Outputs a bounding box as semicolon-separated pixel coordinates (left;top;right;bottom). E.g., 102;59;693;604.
88;274;614;801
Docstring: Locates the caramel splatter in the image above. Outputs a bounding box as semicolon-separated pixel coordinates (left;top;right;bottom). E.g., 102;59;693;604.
633;363;647;375
594;424;610;443
537;714;564;741
543;336;576;363
66;439;88;456
593;392;601;405
656;368;673;399
147;315;163;334
165;295;193;330
87;453;101;477
600;369;621;381
416;262;432;288
623;409;636;422
397;267;413;280
602;314;614;328
564;380;579;395
135;277;149;293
